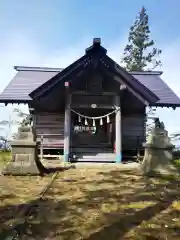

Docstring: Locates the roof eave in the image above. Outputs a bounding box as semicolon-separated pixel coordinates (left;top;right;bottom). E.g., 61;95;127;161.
14;66;63;72
130;71;163;76
104;56;159;103
29;55;88;99
0;99;31;105
150;102;180;109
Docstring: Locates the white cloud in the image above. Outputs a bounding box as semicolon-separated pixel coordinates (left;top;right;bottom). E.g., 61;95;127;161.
0;33;180;137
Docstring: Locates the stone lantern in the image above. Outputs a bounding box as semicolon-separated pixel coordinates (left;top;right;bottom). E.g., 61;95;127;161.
141;118;176;176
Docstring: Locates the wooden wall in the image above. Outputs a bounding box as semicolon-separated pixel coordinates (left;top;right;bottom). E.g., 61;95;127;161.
121;114;146;150
29;61;149;155
71;94;114;106
34;112;64;149
33;112;146;151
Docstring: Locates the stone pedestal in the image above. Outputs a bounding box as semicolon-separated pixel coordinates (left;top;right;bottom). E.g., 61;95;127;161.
2;126;40;175
141;122;176;176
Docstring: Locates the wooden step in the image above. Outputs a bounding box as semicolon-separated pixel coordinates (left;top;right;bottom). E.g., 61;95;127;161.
71;143;112;148
71;148;113;154
77;153;115;159
75;153;116;162
76;158;116;162
38;155;63;159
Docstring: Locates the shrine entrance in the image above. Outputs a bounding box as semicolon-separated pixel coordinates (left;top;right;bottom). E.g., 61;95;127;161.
71;108;115;152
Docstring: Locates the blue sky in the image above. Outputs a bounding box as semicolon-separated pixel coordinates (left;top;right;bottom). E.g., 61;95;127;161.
0;0;180;138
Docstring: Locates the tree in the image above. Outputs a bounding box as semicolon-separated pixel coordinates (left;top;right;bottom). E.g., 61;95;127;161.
0;108;31;149
121;6;162;71
121;6;162;138
0;136;10;151
0;116;16;151
13;108;32;127
170;132;180;145
0;115;17;145
146;107;157;139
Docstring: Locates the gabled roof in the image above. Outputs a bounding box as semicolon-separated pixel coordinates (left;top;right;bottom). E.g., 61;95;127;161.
0;69;60;103
133;73;180;107
29;39;158;105
0;38;180;107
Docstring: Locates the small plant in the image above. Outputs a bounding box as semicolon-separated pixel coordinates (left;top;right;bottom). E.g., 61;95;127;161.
0;151;11;167
173;159;180;167
56;152;63;161
172;148;180;160
57;152;60;161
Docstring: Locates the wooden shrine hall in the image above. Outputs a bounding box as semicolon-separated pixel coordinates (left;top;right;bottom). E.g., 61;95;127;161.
0;38;180;163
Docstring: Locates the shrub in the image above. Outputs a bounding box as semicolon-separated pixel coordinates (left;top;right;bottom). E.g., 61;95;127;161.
172;148;180;160
173;159;180;167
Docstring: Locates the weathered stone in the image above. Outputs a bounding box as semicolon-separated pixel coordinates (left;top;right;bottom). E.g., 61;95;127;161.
3;161;40;175
141;121;177;176
17;126;34;141
2;127;40;175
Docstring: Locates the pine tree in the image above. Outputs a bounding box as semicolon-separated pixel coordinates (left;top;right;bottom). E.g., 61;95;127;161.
121;6;162;71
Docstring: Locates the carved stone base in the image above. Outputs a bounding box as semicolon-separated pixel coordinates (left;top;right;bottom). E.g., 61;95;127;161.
140;144;177;176
2;139;40;175
2;161;40;175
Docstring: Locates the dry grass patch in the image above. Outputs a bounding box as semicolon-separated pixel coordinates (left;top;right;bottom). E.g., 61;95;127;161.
0;167;180;239
0;174;53;235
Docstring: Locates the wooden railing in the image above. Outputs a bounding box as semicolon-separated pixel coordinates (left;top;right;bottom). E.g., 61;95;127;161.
37;134;63;161
37;134;145;161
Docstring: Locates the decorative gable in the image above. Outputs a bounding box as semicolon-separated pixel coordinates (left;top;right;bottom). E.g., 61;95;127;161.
86;73;103;93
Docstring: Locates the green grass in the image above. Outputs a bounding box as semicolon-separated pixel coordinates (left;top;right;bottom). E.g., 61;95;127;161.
0;151;11;168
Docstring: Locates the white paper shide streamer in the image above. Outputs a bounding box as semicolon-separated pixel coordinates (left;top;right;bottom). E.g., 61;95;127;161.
71;108;117;128
78;115;81;123
85;118;88;126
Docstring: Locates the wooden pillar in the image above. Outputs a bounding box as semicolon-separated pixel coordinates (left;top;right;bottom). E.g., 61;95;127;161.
64;82;71;162
40;135;44;162
29;107;36;142
115;95;122;163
